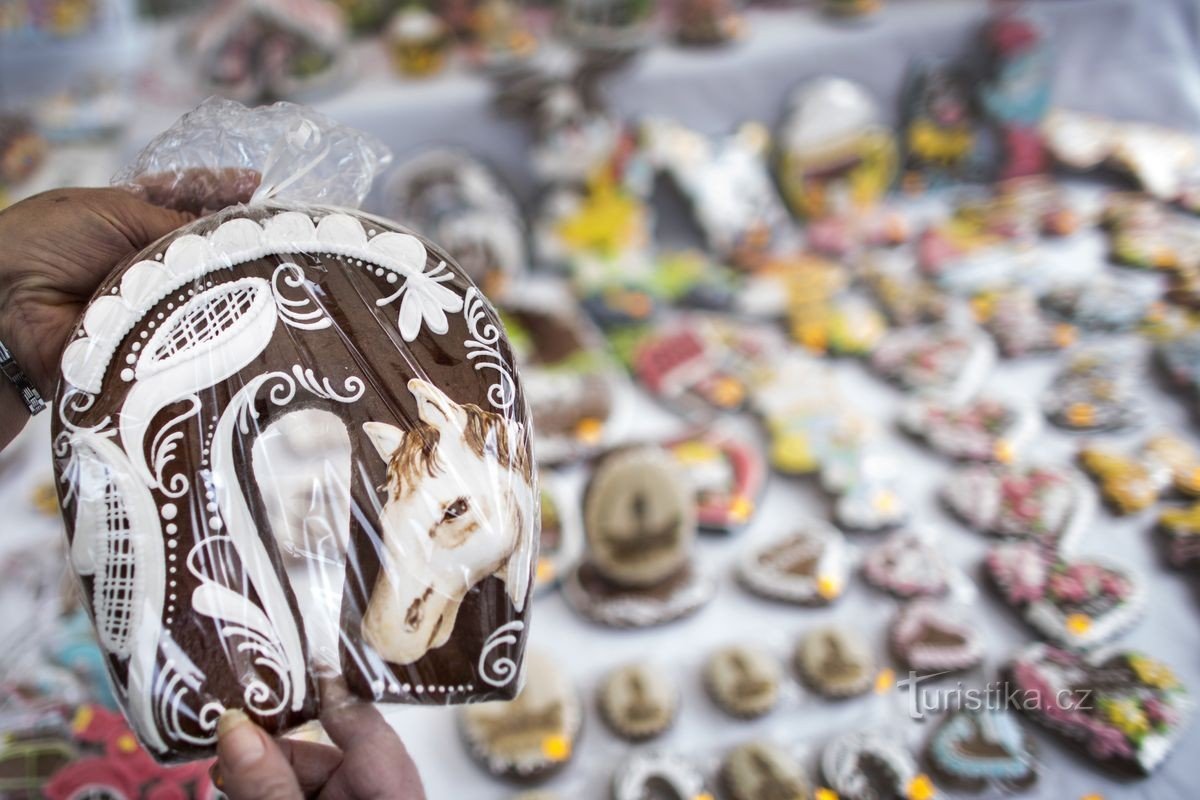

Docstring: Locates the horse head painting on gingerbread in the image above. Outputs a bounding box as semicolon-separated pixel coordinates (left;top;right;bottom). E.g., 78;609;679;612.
53;206;539;760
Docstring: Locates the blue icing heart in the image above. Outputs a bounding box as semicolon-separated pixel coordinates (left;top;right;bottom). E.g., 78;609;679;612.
930;708;1036;783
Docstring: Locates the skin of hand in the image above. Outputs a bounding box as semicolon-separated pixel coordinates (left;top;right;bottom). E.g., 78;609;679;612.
214;681;427;800
0;170;260;450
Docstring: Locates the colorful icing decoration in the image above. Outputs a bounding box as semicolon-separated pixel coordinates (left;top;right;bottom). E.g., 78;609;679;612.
499;278;621;464
979;8;1053;180
795;626;875;699
1043;349;1142;432
1158;504;1200;568
900;394;1036;463
737;521;849;606
611;751;711;800
986;542;1145;650
386;148;527;297
901;59;993;188
597;662;678;742
824;445;909;533
703;645;783;719
190;0;351;103
1077;442;1171;515
925;707;1038;792
631;315;783;419
720;741;812;800
667;428;766;534
41;705;216;800
891;600;985;676
862;253;947;328
1007;643;1192;775
564;446;714;627
863;530;950;598
869;326;995;401
973;287;1076;358
643;118;795;271
459;651;583;783
942;463;1092;552
1142;433;1200;498
821;730;919;800
52;206;539;758
776;77;897;219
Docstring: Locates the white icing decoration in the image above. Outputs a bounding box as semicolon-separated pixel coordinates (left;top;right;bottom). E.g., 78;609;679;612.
374;248;464;341
478;620;525;688
154;636;225;747
272;263;333;331
462;288;517;412
61;211;454;393
67;431;167;753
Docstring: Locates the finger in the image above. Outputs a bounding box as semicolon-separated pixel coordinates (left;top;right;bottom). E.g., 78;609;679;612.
215;709;305;800
93;188;195;249
214;738;344;797
316;679;427;800
126;167;262;216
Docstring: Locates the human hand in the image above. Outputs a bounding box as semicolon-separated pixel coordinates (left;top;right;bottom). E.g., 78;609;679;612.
0;173;258;449
213;682;427;800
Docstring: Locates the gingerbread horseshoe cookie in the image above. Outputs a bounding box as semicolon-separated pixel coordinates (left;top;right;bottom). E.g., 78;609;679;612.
52;204;539;758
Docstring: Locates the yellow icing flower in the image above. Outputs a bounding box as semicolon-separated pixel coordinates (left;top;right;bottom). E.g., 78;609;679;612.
1102;697;1149;738
1129;655;1180;690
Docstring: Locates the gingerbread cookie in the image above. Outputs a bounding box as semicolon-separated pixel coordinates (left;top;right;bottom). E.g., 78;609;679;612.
564;446;713;627
974;287;1075;358
499;279;620;465
795;626;875;699
869;326;994;400
1006;643;1192;775
704;645;783;719
863;530;950;598
925;708;1037;792
900;394;1036;463
1042;275;1159;332
51;203;539;758
720;741;812;800
986;542;1145;650
821;730;920;800
611;751;711;800
1043;349;1142;431
736;522;849;605
1078;441;1171;514
597;662;678;742
460;651;583;783
941;463;1092;551
1158;503;1200;568
891;600;985;675
667;428;766;534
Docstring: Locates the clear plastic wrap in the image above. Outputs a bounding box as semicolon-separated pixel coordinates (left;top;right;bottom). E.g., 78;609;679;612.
51;100;540;762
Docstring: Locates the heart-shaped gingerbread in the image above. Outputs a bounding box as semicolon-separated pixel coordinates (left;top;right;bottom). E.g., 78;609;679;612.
667;429;766;534
926;708;1038;792
863;530;950;598
986;542;1145;650
1043;348;1141;432
974;287;1076;358
1007;642;1192;775
942;463;1092;551
737;521;849;605
870;326;995;401
891;600;985;675
901;394;1037;463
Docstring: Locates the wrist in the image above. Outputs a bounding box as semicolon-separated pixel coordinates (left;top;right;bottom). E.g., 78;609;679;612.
0;278;52;401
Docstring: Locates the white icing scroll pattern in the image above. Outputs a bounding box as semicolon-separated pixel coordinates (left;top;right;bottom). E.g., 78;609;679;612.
61;211;449;393
478;620;525;689
462;288;517;412
272;263;332;331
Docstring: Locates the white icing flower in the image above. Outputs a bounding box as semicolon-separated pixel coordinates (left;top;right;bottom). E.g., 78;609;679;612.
378;257;464;341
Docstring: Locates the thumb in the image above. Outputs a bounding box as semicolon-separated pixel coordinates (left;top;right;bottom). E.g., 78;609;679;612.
215;710;304;800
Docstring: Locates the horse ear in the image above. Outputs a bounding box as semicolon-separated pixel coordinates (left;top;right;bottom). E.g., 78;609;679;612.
363;421;406;462
408;379;465;429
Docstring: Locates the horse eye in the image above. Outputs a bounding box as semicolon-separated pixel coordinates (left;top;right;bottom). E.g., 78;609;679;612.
442;498;469;521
